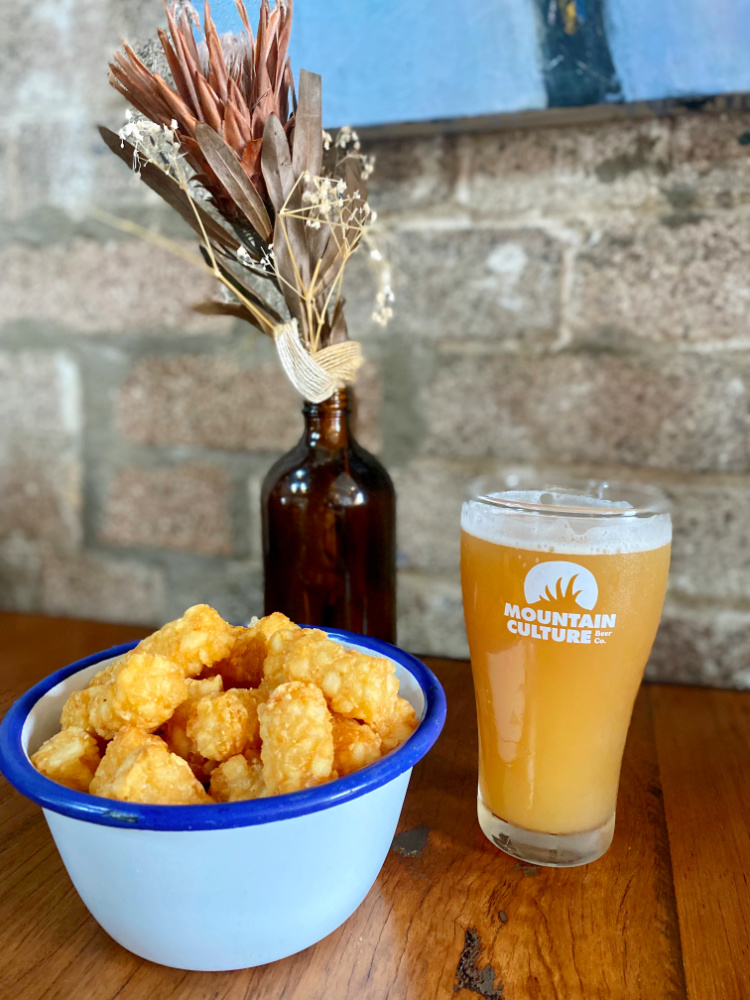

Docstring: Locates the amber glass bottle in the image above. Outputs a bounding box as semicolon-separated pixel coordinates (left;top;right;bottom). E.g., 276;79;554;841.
261;388;396;642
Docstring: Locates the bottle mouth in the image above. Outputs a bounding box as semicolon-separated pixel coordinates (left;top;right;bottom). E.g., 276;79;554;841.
303;388;351;414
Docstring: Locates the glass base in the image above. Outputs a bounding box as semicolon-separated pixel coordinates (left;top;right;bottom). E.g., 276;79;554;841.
477;795;615;867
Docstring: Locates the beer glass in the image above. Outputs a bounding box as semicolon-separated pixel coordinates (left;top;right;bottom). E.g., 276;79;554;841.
460;474;671;867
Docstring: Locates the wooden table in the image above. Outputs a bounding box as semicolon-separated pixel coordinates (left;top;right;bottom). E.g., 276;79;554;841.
1;613;748;1000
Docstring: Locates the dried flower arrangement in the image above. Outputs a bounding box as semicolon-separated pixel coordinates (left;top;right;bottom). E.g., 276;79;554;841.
101;0;392;402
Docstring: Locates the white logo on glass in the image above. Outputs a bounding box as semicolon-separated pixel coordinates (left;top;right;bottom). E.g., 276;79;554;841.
524;561;598;610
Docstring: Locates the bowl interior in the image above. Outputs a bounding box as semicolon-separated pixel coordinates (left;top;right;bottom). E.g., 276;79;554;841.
22;638;426;759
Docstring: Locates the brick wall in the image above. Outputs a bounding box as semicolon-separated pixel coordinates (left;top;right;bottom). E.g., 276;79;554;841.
2;3;750;686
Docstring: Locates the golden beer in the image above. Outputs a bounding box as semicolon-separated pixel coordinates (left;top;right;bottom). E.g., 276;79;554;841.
461;483;671;866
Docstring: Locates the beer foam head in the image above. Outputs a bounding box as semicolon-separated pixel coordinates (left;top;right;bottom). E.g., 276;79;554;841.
461;490;671;555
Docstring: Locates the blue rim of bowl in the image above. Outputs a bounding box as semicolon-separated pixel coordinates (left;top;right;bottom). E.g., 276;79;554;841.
0;628;447;831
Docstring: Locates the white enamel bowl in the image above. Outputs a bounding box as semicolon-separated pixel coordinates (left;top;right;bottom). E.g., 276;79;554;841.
0;628;446;971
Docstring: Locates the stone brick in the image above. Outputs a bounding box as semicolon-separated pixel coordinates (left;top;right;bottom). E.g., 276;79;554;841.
0;449;82;547
423;347;750;473
647;599;750;689
0;350;80;436
0;537;43;612
162;557;264;626
42;552;165;626
117;354;383;453
397;571;468;659
392;458;494;573
116;355;302;452
456;117;672;220
0;129;14;219
569;212;750;344
350;360;383;454
666;478;750;601
0;1;162;121
670;111;750;172
365;135;459;216
0;351;82;547
351;227;562;346
100;464;234;556
0;240;234;336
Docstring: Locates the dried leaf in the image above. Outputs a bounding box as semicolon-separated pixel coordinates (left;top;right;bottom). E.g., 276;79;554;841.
199;245;283;329
271;219;307;334
318;231;345;290
275;6;294;101
329;298;349;344
292;69;323;179
204;2;230;103
223;102;251;151
306;214;330;266
195;74;223;133
168;13;202;115
235;0;254;43
157;28;193;109
261;114;295;211
261;113;312;291
98;126;240;253
195;123;273;241
192;299;263;328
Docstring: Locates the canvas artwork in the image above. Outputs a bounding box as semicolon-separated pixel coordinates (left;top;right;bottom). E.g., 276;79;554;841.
208;0;750;127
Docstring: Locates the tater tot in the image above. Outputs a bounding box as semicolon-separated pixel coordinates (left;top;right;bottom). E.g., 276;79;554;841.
185;688;263;761
92;734;210;804
373;696;419;753
31;727;101;792
88;659;124;688
135;604;235;677
63;652;189;740
263;629;399;727
331;714;382;776
60;687;96;731
162;675;223;779
90;726;162;795
210;753;267;802
207;613;299;689
258;681;334;794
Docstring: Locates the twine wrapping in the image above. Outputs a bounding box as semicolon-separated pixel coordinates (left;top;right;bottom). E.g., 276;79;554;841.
273;319;363;403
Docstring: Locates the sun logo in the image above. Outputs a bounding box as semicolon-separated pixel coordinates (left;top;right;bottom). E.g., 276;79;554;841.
524;561;598;611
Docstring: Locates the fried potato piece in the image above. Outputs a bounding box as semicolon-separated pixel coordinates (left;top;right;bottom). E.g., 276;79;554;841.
263;629;399;727
258;681;334;795
210;753;267;802
207;613;299;689
373;696;419;753
162;675;223;779
91;731;210;804
185;688;264;762
61;652;189;740
31;727;101;792
60;686;96;731
136;604;235;678
331;714;382;776
88;659;124;688
90;726;162;796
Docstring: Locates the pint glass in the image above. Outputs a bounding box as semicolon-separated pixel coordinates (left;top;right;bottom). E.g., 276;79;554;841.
460;476;671;866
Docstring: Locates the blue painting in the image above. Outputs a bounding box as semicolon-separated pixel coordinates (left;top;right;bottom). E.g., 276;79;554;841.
206;0;750;127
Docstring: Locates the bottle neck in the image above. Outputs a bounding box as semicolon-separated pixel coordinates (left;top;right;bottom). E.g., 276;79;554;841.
302;388;352;449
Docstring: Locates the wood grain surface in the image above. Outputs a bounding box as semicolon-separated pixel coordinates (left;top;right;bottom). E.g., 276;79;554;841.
0;613;747;1000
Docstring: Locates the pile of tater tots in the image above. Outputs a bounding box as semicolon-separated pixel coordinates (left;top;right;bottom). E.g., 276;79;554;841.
31;606;418;804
